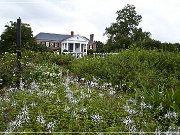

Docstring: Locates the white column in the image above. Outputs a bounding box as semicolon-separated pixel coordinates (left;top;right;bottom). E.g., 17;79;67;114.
85;44;87;54
61;43;63;53
66;42;68;50
80;43;82;52
73;43;75;52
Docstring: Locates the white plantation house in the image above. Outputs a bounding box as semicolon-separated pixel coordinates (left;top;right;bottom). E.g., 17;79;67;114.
35;31;96;57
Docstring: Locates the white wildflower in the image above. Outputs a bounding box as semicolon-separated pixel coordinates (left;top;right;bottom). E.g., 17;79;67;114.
64;105;70;112
91;114;103;123
3;95;10;102
30;82;39;90
6;105;30;131
155;127;161;135
128;124;137;133
140;101;147;109
123;116;133;126
146;104;152;110
7;87;16;93
124;104;137;114
157;102;163;110
80;108;87;113
47;121;56;132
109;90;116;95
128;98;137;104
165;112;178;119
19;81;25;90
99;93;104;97
139;129;144;135
36;115;45;124
11;101;17;106
48;82;55;86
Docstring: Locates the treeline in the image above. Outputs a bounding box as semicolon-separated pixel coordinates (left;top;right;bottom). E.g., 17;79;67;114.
131;39;180;52
98;39;180;53
95;4;180;53
0;4;179;54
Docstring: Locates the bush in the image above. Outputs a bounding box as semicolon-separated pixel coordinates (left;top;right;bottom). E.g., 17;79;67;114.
48;53;75;68
0;52;17;87
70;49;180;124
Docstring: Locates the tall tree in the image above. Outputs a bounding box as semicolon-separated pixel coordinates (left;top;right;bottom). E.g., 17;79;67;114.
105;4;150;52
0;21;36;53
95;41;104;53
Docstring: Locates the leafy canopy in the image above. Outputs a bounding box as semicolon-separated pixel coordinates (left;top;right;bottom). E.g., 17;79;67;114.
0;21;36;53
95;41;104;53
105;4;151;52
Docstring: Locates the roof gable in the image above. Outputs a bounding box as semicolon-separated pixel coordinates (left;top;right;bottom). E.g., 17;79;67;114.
62;35;89;42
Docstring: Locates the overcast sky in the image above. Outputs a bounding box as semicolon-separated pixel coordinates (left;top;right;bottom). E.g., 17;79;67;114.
0;0;180;43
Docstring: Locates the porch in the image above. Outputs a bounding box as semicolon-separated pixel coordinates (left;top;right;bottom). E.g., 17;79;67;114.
61;42;88;57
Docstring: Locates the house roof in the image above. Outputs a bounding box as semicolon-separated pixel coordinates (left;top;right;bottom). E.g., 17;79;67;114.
35;32;71;41
35;32;96;45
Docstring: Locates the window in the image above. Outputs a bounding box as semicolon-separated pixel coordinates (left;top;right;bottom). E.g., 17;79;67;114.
55;42;59;48
69;43;73;52
46;42;50;47
50;42;54;47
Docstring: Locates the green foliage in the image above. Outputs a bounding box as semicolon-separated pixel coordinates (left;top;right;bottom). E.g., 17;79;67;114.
31;43;52;52
133;39;180;52
0;21;36;53
87;49;95;55
71;50;180;91
1;50;180;132
95;41;104;53
48;53;75;68
105;4;150;52
0;51;74;88
0;51;131;132
0;52;17;87
70;50;180;127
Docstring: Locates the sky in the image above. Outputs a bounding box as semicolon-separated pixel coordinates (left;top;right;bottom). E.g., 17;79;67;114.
0;0;180;43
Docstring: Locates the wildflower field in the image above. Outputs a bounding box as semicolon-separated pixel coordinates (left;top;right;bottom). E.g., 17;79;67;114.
0;49;180;133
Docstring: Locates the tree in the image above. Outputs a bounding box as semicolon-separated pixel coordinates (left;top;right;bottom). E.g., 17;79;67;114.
132;27;151;42
104;4;151;52
95;41;104;53
31;43;51;53
0;21;36;53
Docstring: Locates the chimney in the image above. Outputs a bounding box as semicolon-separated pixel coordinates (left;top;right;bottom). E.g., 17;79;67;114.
71;31;74;37
90;34;94;41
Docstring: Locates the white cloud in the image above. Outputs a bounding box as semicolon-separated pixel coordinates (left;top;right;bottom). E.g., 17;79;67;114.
0;0;180;43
